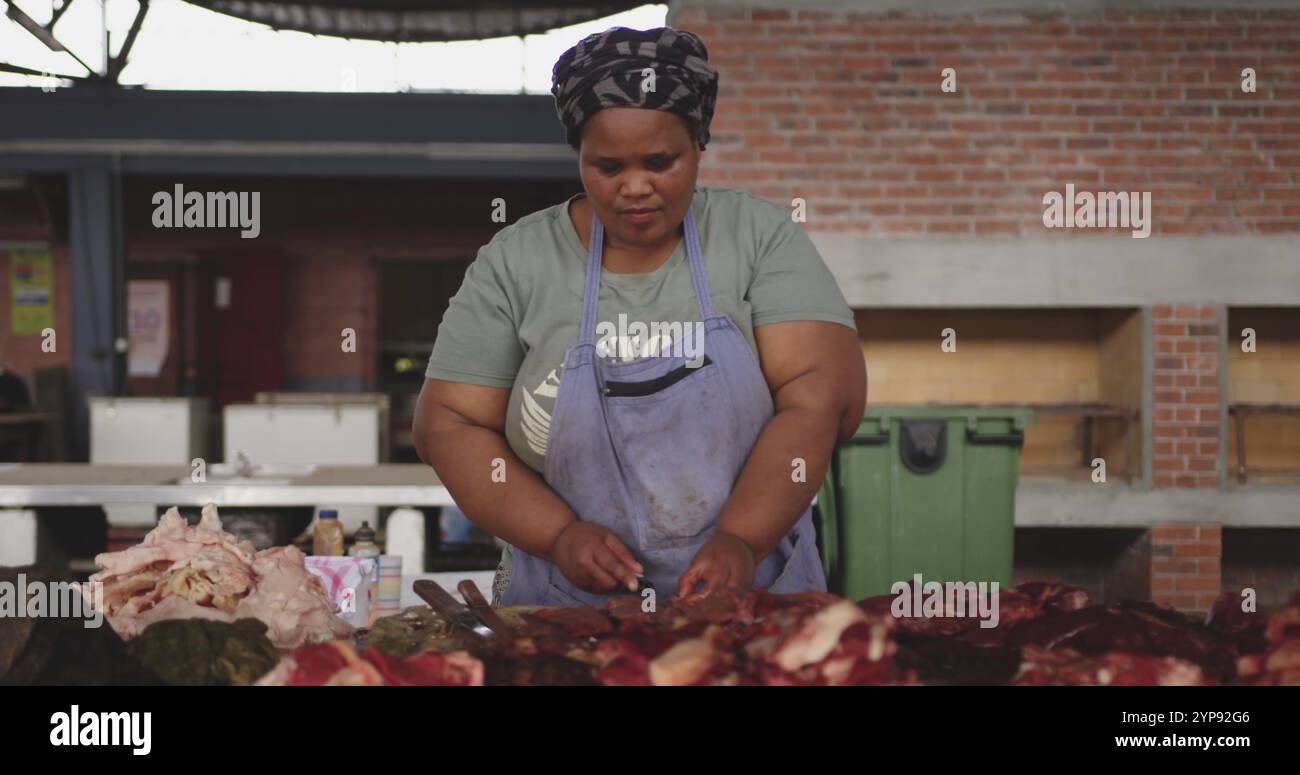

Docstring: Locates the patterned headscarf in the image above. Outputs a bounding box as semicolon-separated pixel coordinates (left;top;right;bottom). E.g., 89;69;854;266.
551;26;719;150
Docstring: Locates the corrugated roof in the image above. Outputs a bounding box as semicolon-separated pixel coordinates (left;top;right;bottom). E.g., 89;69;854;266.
184;1;646;42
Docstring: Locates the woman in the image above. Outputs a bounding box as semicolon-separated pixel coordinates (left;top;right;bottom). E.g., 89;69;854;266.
413;26;866;607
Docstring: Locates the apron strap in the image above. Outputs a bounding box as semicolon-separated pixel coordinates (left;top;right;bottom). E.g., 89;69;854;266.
578;213;605;345
578;202;716;345
683;208;716;319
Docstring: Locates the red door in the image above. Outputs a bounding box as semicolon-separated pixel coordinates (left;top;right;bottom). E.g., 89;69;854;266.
198;251;284;407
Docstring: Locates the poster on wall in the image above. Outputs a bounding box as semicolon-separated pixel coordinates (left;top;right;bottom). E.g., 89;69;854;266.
9;250;54;335
128;280;170;378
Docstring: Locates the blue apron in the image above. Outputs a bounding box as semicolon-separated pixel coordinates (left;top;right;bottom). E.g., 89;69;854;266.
500;205;825;606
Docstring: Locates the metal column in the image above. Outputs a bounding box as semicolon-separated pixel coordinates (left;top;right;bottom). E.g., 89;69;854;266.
67;165;125;458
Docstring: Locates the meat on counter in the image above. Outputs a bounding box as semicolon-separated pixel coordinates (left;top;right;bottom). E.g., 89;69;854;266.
256;640;484;686
124;618;281;686
87;505;352;651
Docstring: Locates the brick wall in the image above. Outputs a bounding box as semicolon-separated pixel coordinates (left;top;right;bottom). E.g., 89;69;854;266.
1013;525;1221;613
1150;523;1222;611
674;6;1270;488
674;6;1300;236
666;4;1300;610
282;250;378;391
1152;304;1222;488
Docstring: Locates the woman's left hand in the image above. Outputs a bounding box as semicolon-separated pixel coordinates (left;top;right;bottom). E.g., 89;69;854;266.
677;531;756;598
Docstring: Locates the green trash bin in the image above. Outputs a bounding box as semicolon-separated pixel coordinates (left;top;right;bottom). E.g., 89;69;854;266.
820;405;1035;600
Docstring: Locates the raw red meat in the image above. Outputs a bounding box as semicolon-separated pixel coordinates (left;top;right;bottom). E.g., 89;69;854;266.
1006;602;1236;680
856;582;1092;641
895;635;1021;685
483;652;603;686
604;594;663;625
1266;590;1300;643
1013;646;1210;686
597;624;740;686
365;649;483;687
1205;591;1269;655
746;603;916;686
255;639;484;686
585;591;915;686
1232;591;1300;685
853;582;1256;685
1234;642;1300;685
1014;582;1093;614
595;628;712;686
523;606;615;637
669;589;755;624
856;594;971;638
376;582;1300;687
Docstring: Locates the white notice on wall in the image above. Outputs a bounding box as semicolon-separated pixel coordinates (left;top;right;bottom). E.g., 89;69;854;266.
128;280;169;377
215;276;232;309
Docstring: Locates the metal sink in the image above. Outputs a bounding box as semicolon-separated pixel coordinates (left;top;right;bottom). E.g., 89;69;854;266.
174;462;317;486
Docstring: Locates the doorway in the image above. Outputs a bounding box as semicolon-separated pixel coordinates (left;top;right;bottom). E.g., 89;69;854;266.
197;250;285;408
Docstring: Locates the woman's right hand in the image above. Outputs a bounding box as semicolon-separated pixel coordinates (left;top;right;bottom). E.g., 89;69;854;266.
550;522;644;594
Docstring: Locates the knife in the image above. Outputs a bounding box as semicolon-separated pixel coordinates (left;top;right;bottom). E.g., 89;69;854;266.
457;579;517;638
412;579;494;640
615;575;655;596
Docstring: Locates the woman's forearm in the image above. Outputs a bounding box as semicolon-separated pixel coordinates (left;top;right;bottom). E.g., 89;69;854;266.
715;405;841;561
422;422;575;560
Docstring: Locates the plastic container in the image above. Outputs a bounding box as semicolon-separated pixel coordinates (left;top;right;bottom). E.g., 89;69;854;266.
820;406;1035;600
312;510;345;556
377;555;403;618
348;521;381;558
349;521;382;625
385;507;424;576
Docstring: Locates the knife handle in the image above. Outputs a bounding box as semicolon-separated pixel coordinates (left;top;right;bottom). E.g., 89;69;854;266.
458;579;490;608
413;580;458;616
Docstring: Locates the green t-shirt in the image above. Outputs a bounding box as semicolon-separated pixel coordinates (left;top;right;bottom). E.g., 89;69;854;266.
426;184;856;475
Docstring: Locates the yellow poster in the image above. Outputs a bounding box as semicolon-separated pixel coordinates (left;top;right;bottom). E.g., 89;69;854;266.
10;250;54;335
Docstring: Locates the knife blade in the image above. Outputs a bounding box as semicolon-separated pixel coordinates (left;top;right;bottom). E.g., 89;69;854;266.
412;579;494;640
456;579;516;638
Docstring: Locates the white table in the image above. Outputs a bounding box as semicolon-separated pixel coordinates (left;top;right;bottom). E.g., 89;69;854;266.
0;463;454;567
0;463;453;507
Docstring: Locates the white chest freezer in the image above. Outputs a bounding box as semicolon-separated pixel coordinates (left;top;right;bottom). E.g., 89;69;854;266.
90;397;208;526
223;402;382;532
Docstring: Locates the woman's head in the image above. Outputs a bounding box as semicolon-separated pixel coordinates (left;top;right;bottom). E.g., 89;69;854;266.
552;27;718;249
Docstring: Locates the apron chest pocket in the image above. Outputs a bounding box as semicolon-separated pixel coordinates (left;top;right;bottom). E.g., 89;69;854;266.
604;355;713;397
